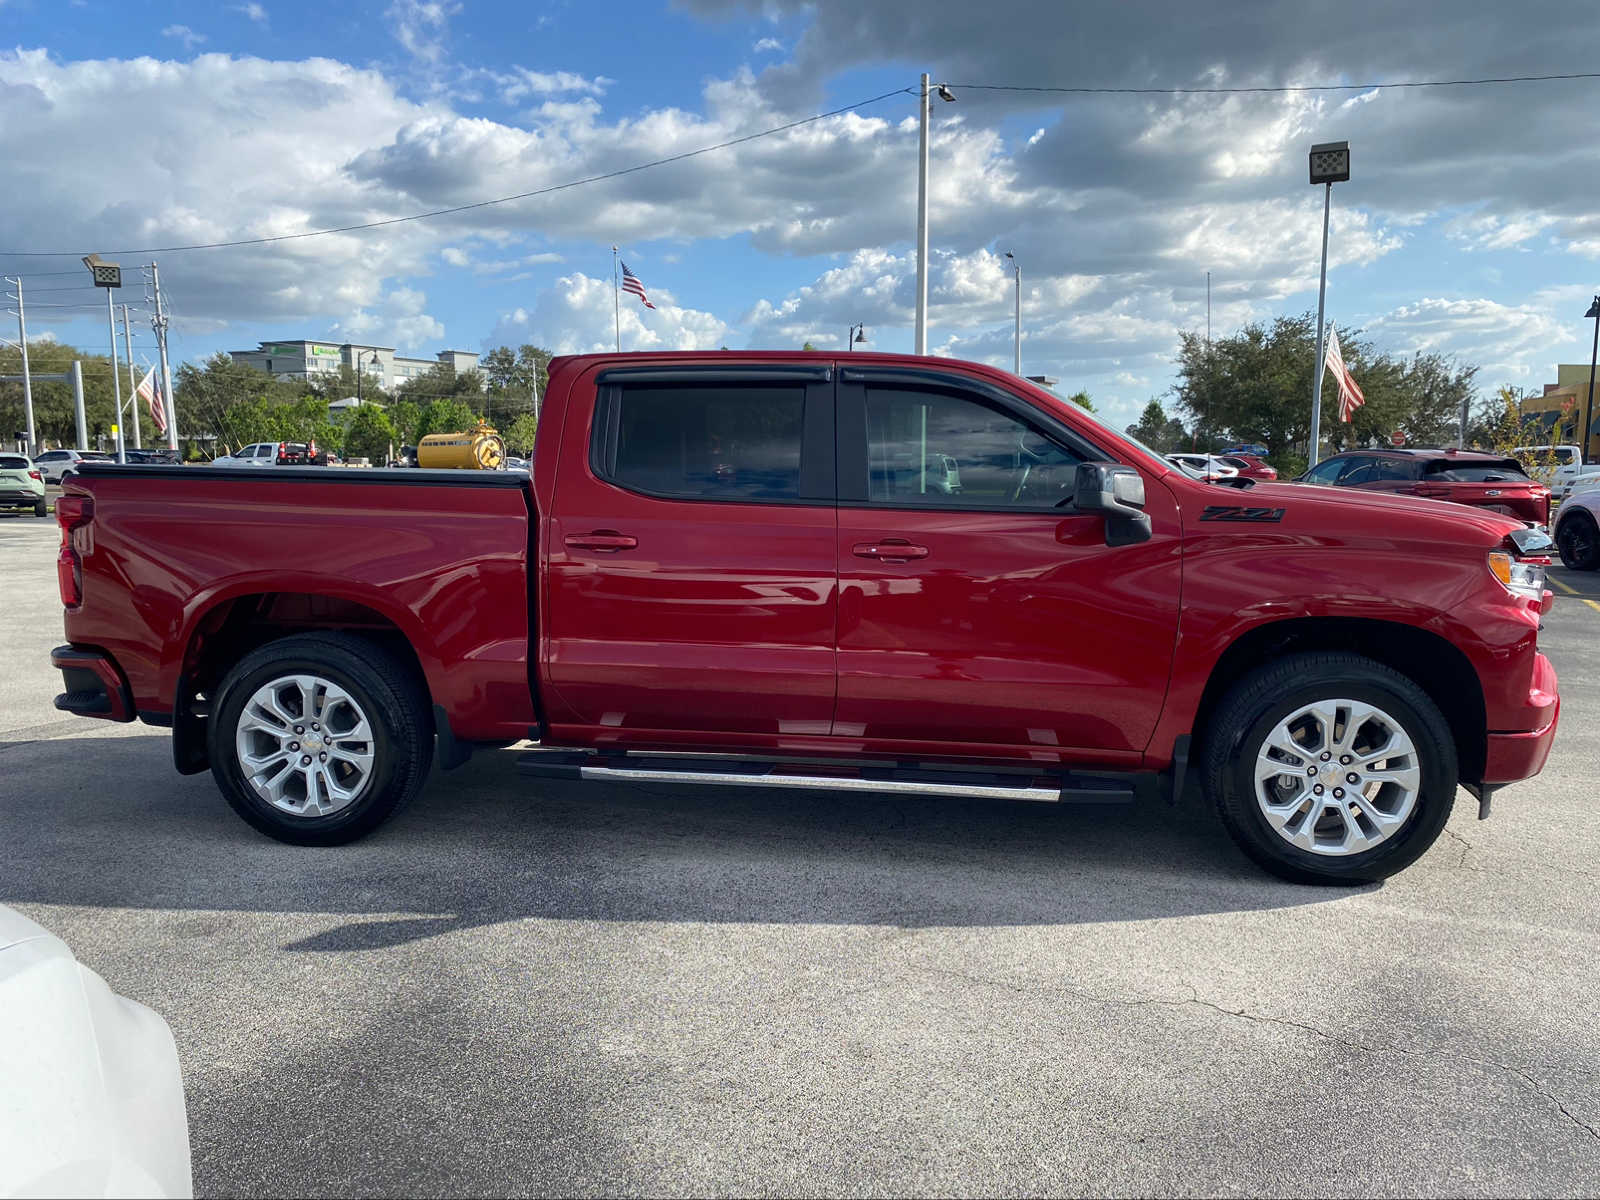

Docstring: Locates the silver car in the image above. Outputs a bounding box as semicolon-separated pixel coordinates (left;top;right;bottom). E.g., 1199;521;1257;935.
32;448;115;484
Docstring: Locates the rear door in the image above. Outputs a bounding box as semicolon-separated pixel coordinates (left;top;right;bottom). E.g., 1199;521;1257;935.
832;366;1181;758
543;364;839;740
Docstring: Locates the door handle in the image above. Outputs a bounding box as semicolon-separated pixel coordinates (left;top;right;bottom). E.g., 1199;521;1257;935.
565;530;638;553
853;539;929;562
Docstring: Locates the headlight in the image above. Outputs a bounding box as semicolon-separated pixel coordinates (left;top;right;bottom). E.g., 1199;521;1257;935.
1488;550;1547;602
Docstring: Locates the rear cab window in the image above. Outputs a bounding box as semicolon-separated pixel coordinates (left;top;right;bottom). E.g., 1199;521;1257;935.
590;369;833;504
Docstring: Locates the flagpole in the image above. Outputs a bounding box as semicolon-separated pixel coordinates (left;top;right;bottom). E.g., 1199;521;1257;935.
1308;180;1332;467
150;262;178;452
121;303;141;450
612;245;621;353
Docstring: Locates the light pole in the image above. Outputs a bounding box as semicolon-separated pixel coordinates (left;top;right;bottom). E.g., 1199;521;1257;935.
1584;295;1599;466
1306;140;1349;468
83;255;126;463
356;348;381;405
848;323;868;351
914;75;956;355
1004;251;1021;375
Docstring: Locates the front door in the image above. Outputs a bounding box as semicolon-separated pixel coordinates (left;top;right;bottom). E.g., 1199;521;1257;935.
832;369;1181;759
544;364;839;742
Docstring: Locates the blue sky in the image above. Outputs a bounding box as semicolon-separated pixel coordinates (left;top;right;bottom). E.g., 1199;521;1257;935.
3;0;1597;429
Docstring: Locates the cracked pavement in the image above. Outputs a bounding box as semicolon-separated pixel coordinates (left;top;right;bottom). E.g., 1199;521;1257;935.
3;514;1598;1196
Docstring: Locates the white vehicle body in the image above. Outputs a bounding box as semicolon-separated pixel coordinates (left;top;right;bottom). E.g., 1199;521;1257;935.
32;449;116;484
1554;487;1600;571
1165;453;1240;481
0;906;192;1199
211;442;279;467
1514;444;1592;499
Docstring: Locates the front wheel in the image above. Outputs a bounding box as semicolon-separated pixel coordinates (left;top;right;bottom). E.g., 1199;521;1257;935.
1201;652;1457;885
208;632;433;845
1556;510;1600;570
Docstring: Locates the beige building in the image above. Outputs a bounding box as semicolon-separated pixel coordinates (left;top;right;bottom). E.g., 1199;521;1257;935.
1518;365;1600;458
229;340;480;392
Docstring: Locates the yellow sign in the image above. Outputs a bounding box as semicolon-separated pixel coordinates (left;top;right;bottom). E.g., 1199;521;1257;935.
110;424;119;434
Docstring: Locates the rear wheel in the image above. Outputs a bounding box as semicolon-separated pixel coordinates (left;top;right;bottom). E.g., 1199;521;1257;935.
208;632;433;845
1556;510;1600;570
34;499;46;517
1201;652;1456;885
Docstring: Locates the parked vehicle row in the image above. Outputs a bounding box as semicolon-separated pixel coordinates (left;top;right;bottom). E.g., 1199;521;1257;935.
1298;448;1550;528
53;351;1559;886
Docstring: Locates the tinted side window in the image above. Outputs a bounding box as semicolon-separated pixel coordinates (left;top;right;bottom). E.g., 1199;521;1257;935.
0;456;29;469
1429;461;1531;483
1370;457;1421;482
864;386;1083;508
1302;458;1346;484
607;383;805;501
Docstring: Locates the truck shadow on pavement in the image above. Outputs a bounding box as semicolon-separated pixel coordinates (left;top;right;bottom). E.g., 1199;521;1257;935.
1;734;1349;948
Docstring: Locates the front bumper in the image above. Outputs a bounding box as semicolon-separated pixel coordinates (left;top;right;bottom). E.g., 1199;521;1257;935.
1481;653;1559;785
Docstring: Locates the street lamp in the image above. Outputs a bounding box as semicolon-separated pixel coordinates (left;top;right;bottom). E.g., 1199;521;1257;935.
914;74;956;355
1004;251;1021;375
848;323;868;350
83;254;126;464
356;348;381;404
1306;140;1349;468
1584;295;1600;466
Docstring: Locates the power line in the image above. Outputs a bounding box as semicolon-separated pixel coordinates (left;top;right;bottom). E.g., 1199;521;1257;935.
949;71;1600;96
0;85;918;258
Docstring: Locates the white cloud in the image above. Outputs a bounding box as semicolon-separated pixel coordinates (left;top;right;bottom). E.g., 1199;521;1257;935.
234;2;268;24
439;246;470;267
386;0;459;63
490;273;731;354
1367;297;1580;381
753;37;783;53
160;25;206;50
329;285;445;350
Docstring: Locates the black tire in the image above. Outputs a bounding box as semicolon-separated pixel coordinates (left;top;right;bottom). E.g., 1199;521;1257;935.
1201;652;1457;885
208;632;433;845
1556;509;1600;571
34;499;46;517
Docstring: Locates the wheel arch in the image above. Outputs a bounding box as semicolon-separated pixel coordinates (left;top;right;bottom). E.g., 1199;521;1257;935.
173;589;434;775
1192;617;1487;785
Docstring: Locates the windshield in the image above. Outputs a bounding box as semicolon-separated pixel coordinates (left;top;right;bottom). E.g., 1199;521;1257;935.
1427;460;1530;483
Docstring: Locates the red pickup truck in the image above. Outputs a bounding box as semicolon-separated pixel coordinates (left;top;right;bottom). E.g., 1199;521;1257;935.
51;352;1559;884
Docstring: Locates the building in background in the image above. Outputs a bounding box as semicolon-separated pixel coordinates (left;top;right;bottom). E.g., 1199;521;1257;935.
228;340;481;391
1517;365;1600;458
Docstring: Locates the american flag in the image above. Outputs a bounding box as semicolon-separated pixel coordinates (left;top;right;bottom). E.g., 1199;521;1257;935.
135;366;168;436
1324;326;1365;423
620;261;656;310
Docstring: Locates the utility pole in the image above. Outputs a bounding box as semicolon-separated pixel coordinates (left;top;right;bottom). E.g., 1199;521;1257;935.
915;74;930;355
105;287;124;464
611;246;621;353
149;263;178;451
1309;182;1332;468
121;304;141;450
71;360;86;451
7;278;37;455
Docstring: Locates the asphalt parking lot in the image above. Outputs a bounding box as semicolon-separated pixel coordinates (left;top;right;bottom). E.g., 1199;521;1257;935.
3;511;1598;1197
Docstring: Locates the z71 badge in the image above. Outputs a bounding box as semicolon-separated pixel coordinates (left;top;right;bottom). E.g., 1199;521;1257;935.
1199;504;1287;523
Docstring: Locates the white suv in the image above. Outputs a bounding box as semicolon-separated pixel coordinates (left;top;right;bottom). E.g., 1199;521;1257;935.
32;448;115;483
1554;488;1600;570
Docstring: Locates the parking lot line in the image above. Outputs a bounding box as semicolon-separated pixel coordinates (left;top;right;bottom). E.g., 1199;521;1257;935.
1550;576;1600;613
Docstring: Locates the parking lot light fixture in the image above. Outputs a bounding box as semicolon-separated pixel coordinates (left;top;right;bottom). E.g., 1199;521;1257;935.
849;323;868;350
1306;140;1349;469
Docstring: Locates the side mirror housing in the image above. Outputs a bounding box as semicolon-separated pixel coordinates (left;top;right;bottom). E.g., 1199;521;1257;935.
1074;462;1153;546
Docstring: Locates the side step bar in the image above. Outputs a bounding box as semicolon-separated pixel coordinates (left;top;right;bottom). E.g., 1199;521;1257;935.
516;749;1134;805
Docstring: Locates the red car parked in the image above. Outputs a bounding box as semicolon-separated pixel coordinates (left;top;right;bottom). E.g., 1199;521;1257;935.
1298;448;1550;528
1219;454;1278;481
49;353;1559;885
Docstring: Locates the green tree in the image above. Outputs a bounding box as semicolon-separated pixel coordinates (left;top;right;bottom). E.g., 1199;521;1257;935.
0;342;122;449
342;404;395;463
389;400;422;447
175;353;306;454
1065;389;1095;412
396;362;486;403
1126;399;1189;454
801;341;817;351
1174;313;1479;470
414;397;481;441
504;412;540;456
482;344;551;416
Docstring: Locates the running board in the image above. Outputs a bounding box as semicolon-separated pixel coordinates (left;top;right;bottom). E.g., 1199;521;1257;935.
516;749;1134;805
